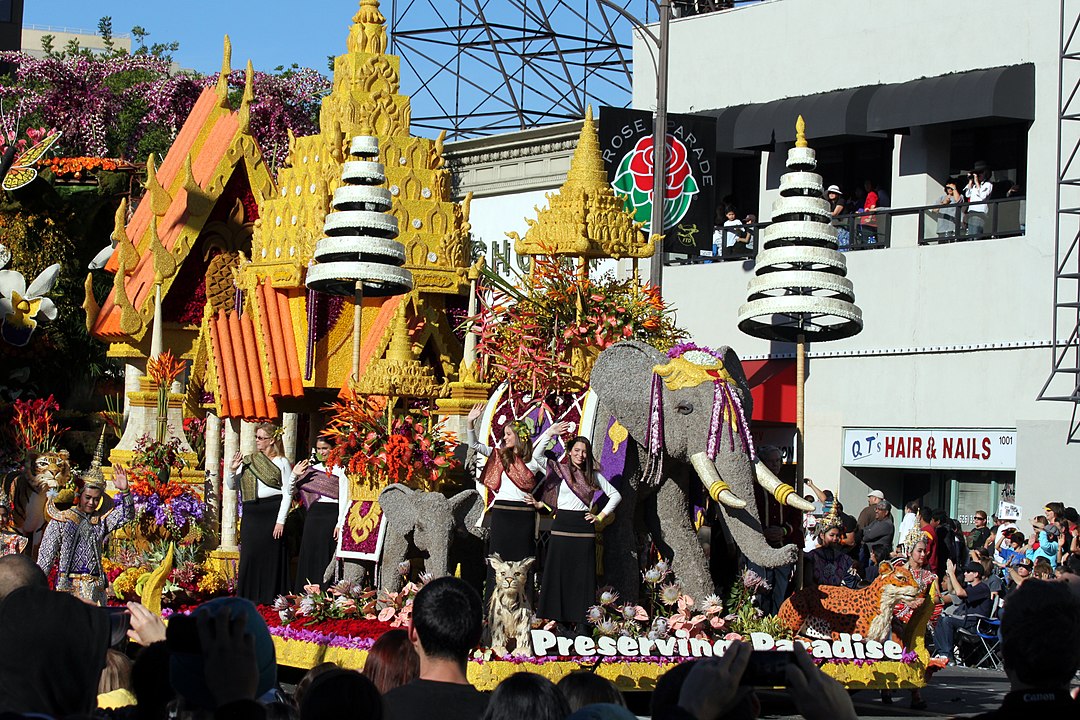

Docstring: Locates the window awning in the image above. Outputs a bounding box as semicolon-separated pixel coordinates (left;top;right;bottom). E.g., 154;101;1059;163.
732;86;881;150
866;64;1034;132
742;358;796;424
700;104;751;155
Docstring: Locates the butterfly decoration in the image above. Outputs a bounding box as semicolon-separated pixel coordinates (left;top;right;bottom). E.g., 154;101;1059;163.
2;130;62;192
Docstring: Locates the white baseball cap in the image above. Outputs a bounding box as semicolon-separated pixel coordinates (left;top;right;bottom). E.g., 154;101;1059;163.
868;490;885;500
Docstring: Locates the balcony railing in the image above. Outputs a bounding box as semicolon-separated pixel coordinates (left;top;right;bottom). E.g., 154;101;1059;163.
671;196;1026;265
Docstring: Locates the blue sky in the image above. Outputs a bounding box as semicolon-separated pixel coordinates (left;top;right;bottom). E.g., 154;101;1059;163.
24;0;364;74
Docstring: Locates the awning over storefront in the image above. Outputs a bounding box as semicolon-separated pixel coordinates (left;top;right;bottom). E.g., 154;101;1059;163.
732;87;881;150
708;63;1034;151
866;64;1035;132
742;358;796;424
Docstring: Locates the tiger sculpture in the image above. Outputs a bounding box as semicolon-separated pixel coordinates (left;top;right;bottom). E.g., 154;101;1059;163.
3;450;72;548
778;561;924;642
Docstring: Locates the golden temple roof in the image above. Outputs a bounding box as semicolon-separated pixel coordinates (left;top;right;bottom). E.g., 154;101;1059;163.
510;106;657;260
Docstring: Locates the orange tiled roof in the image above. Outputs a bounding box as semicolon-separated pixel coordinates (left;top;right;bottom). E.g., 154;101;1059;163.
209;281;308;421
92;88;244;340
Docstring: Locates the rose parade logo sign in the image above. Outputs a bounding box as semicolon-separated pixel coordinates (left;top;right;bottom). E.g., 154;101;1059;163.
600;108;716;256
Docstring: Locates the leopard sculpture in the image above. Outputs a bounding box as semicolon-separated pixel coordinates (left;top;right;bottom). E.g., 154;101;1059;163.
778;561;923;642
486;553;534;657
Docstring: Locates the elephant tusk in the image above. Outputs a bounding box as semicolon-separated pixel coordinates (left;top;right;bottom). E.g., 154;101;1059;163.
690;452;747;509
754;461;815;512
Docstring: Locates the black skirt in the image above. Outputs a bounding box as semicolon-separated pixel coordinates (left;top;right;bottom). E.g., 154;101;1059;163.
485;500;537;604
295;502;338;592
488;500;537;561
538;510;595;625
238;497;289;605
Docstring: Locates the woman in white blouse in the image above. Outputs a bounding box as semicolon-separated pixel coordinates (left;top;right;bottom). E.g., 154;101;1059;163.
227;422;300;604
467;404;568;601
292;435;350;591
534;435;621;630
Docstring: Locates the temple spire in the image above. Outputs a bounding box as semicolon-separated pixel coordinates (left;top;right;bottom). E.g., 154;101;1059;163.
238;60;254;135
216;35;232;107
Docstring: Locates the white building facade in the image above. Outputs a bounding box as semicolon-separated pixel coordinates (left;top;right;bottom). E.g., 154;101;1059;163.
629;0;1079;523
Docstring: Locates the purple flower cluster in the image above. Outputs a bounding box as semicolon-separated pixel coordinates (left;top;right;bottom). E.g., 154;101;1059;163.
268;624;376;651
133;489;205;533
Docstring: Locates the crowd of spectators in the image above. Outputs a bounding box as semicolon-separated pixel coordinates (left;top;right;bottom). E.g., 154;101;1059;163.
2;483;1079;719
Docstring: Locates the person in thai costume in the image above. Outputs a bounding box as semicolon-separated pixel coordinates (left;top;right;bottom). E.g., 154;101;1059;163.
884;530;940;709
227;422;299;604
466;404;567;599
291;435;349;591
805;508;858;587
533;436;621;631
36;467;133;604
0;491;28;557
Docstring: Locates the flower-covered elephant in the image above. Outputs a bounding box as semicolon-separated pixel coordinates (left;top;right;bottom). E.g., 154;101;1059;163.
377;483;486;593
589;341;812;600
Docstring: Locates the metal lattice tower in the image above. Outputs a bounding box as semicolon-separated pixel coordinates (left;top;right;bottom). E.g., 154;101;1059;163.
388;0;658;139
1041;0;1080;442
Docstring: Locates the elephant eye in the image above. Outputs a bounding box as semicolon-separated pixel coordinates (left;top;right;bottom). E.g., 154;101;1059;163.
675;402;694;415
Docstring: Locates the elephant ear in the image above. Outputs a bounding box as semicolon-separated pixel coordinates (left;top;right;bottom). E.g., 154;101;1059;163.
716;345;753;418
449;488;483;534
590;340;667;443
378;483;417;533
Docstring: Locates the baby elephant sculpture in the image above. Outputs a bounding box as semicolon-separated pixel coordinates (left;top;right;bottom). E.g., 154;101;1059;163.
377;484;485;592
486;554;534;657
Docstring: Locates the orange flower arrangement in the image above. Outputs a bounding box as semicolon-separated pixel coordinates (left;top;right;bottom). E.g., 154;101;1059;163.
147;350;184;387
323;394;457;491
41;156;133;179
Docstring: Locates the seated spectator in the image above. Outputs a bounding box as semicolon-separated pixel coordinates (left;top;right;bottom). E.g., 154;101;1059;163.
294;663;339;711
0;553;47;602
651;642;860;720
557;670;625;713
383;577;488;720
97;648;136;710
932;559;993;664
363;628;419;694
299;668;382;720
1028;516;1060;568
483;673;570;720
169;597;282;713
1007;556;1034;589
1033;559;1054;580
966;580;1080;718
0;586;109;717
967;510;992;550
566;703;636;720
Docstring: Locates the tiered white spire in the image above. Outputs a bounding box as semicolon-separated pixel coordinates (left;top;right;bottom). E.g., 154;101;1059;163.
306;136;413;297
737;117;862;342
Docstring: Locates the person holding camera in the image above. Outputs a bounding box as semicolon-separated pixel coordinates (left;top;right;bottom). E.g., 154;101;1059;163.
964;161;993;238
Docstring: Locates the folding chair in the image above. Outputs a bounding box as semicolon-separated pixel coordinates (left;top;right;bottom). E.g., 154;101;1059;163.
955;595;1002;670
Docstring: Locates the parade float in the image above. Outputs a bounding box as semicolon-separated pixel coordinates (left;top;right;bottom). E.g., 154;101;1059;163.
0;0;933;693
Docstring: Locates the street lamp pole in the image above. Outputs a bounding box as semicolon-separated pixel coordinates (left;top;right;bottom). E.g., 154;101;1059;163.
649;0;670;290
597;0;671;289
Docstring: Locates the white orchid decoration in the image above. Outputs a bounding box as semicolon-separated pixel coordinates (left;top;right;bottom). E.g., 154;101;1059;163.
0;263;61;346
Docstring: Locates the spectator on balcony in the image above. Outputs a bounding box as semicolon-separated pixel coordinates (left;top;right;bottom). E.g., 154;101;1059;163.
857;179;880;246
932;181;963;240
826;185;849;249
721;206;749;256
964;161;993;237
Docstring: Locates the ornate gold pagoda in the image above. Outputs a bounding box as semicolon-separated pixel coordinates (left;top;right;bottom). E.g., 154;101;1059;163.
509;106;657;260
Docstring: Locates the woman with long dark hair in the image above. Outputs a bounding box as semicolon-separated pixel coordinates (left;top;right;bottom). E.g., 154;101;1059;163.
535;435;621;630
227;422;298;604
292;435;349;591
467;404;566;598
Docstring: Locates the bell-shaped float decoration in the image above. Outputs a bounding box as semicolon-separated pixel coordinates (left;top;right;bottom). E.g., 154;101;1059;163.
306;136;413;298
737;116;862;342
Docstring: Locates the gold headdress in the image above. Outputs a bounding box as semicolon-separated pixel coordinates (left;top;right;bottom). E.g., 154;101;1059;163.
508;418;534;446
818;506;844;535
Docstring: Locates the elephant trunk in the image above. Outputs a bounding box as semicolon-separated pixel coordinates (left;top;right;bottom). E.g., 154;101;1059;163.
753;461;815;512
689;452;747;509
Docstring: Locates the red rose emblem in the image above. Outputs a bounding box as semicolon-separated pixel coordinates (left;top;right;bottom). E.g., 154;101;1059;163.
625;135;695;202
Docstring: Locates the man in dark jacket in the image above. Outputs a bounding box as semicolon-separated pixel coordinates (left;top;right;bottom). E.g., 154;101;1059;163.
966;580;1080;718
861;500;895;572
